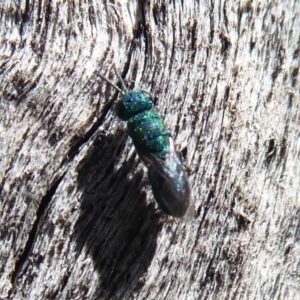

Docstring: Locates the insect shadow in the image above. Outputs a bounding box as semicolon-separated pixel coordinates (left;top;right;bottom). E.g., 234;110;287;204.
75;129;162;299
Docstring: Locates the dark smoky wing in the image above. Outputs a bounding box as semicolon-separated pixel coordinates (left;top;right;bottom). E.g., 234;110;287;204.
134;138;194;219
147;153;192;218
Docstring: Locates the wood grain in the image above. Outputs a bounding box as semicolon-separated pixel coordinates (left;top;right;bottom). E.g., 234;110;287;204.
0;1;299;299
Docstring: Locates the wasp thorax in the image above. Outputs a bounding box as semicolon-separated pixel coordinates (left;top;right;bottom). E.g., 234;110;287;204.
115;91;153;121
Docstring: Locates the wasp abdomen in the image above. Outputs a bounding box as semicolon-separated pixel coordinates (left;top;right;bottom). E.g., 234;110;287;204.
140;138;195;219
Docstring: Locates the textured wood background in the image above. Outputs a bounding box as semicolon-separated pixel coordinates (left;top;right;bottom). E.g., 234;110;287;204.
0;1;299;299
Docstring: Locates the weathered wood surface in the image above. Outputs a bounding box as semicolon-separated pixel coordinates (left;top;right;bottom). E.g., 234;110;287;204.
0;1;299;299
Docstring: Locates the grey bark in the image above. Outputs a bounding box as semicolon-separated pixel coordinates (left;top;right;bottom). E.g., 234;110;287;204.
0;1;299;299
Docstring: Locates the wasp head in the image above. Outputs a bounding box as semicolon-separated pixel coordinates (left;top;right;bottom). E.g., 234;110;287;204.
115;91;154;121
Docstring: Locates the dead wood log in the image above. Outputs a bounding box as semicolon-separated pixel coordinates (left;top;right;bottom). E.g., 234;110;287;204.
0;1;299;299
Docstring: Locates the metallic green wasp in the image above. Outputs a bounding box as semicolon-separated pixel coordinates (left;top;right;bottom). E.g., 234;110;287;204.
99;70;194;219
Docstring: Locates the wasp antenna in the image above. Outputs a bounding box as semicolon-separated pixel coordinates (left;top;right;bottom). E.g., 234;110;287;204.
98;73;125;95
113;66;129;93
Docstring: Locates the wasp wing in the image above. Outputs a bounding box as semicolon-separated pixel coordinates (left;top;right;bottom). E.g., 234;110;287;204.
138;139;194;219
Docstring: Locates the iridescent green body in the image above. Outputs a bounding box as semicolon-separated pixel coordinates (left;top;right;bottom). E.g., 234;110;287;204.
100;72;194;219
128;109;170;160
116;91;170;160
